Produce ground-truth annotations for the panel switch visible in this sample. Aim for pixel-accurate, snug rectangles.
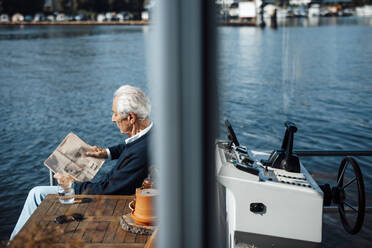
[250,203,266,213]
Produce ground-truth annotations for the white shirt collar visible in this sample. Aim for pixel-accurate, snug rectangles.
[125,122,153,144]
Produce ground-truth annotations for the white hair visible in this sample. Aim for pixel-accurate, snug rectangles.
[114,85,151,120]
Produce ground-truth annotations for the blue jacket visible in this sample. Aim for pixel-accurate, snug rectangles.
[74,131,150,195]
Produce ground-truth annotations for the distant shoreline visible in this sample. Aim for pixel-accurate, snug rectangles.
[0,21,149,26]
[0,20,258,26]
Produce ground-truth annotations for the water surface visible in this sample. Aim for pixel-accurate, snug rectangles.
[219,17,372,247]
[0,18,372,246]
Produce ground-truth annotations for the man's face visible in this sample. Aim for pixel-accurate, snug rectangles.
[112,96,132,135]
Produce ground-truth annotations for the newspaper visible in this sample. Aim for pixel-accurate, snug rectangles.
[44,132,105,182]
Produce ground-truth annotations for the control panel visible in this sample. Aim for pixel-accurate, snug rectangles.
[218,141,314,189]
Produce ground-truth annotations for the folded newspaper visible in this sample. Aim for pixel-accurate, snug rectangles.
[44,132,105,182]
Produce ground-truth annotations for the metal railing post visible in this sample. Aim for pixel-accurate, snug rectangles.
[49,170,55,186]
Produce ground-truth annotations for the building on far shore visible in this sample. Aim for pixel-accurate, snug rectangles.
[46,14,55,22]
[11,13,24,22]
[356,5,372,16]
[142,0,155,21]
[289,0,312,5]
[97,14,105,22]
[0,13,9,22]
[33,13,45,22]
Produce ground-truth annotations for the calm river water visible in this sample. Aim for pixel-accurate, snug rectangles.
[1,17,372,247]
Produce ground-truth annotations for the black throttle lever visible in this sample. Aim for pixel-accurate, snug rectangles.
[261,121,301,173]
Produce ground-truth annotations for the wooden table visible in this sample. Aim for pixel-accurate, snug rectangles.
[10,194,150,248]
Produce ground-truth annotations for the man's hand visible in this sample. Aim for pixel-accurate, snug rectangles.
[54,173,75,188]
[86,146,108,159]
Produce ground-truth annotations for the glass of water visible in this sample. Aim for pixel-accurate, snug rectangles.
[58,183,75,204]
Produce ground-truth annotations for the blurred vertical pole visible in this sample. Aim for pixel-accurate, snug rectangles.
[150,0,218,247]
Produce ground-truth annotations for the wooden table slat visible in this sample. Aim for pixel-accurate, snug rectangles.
[113,223,127,243]
[83,222,99,243]
[57,202,73,216]
[60,221,80,242]
[85,198,101,216]
[103,220,120,243]
[113,199,129,216]
[94,199,111,216]
[124,231,136,243]
[20,196,54,232]
[59,200,82,241]
[33,220,51,241]
[50,245,145,248]
[103,199,119,216]
[41,215,124,222]
[135,234,148,244]
[71,219,88,241]
[84,244,146,248]
[46,198,62,216]
[91,221,110,243]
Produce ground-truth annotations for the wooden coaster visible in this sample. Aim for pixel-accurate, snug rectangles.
[120,213,157,235]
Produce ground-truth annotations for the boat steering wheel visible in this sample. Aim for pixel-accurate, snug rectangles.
[335,157,366,234]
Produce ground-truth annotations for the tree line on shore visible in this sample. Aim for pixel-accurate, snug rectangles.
[0,0,146,16]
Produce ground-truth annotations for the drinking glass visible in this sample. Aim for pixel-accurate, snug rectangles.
[58,182,75,204]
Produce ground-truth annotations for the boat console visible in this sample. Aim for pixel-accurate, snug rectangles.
[216,121,323,247]
[216,144,323,247]
[217,120,368,247]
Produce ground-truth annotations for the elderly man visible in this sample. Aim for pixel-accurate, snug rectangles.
[10,85,152,240]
